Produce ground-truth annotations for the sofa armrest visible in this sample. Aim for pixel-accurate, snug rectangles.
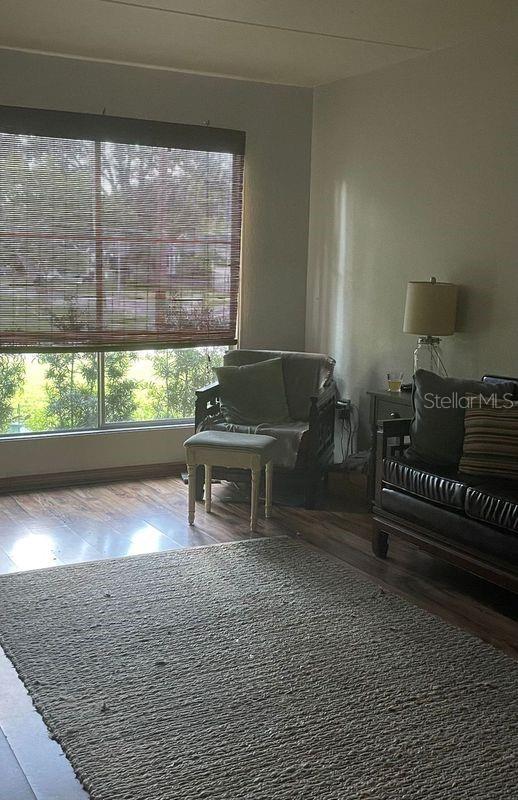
[379,417,412,439]
[374,417,412,505]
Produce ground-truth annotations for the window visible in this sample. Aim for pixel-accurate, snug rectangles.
[0,106,244,434]
[0,346,225,435]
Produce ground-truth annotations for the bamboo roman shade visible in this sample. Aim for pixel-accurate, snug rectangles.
[0,106,245,351]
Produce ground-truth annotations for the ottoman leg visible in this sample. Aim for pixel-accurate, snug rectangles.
[250,468,260,532]
[195,464,205,501]
[265,461,273,518]
[205,464,212,513]
[187,465,196,525]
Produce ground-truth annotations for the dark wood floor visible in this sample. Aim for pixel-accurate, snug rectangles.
[0,473,517,800]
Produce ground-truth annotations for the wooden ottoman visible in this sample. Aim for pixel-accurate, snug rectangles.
[184,431,277,532]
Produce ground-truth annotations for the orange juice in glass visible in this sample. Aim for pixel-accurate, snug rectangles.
[387,372,403,392]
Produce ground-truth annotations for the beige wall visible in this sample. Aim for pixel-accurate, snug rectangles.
[0,50,312,476]
[306,26,518,445]
[0,425,189,479]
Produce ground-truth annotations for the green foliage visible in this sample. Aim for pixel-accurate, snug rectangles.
[0,355,25,431]
[39,353,98,430]
[148,347,224,419]
[104,352,139,422]
[0,347,226,433]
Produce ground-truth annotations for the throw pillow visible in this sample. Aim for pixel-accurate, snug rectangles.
[406,370,516,467]
[215,357,291,425]
[460,401,518,479]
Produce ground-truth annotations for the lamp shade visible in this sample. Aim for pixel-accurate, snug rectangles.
[403,278,458,336]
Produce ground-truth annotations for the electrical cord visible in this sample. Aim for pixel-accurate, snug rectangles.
[339,402,359,464]
[347,403,359,458]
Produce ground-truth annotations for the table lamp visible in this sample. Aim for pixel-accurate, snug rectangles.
[403,277,458,376]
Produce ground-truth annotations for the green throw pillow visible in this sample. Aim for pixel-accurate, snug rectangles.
[216,357,290,425]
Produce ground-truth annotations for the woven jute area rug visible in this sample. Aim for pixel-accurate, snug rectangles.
[0,537,516,799]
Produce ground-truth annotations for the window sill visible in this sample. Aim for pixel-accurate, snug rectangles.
[0,420,195,443]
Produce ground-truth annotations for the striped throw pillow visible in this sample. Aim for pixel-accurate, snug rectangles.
[460,401,518,479]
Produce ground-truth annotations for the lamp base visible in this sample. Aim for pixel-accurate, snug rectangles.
[413,336,447,377]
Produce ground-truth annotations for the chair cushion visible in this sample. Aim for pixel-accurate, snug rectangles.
[383,457,470,510]
[223,349,335,422]
[184,430,277,456]
[406,370,516,467]
[465,482,518,535]
[215,357,290,426]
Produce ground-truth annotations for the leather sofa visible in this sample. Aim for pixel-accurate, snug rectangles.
[372,394,518,593]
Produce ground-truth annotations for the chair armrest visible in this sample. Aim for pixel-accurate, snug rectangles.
[310,381,337,411]
[308,382,337,465]
[194,382,221,429]
[195,381,220,400]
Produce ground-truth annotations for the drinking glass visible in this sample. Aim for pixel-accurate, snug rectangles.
[387,371,403,392]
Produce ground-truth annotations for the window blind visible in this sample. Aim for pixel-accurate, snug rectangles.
[0,106,245,351]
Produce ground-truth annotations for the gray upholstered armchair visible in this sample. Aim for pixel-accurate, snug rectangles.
[194,349,337,508]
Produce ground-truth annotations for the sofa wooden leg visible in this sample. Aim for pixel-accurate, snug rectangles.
[372,529,389,559]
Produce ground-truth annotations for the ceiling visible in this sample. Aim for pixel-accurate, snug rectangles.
[0,0,515,87]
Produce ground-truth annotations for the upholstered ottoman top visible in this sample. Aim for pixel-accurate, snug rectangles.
[184,430,277,457]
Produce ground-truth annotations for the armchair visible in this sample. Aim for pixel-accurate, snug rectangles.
[194,349,337,509]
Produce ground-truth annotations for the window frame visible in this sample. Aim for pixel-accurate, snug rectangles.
[0,106,241,437]
[0,344,227,439]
